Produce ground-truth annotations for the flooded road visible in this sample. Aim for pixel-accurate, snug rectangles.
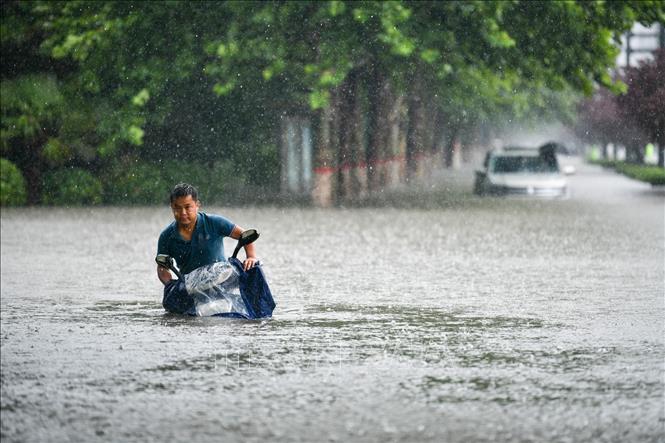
[1,163,663,442]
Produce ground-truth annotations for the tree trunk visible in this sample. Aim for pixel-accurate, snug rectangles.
[14,140,45,205]
[385,94,404,188]
[23,160,43,205]
[337,78,353,201]
[625,141,644,164]
[366,67,391,193]
[336,71,366,201]
[405,71,426,182]
[657,133,665,168]
[312,96,338,207]
[350,75,368,200]
[430,107,445,172]
[444,125,460,169]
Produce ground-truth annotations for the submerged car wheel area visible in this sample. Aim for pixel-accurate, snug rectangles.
[474,146,569,197]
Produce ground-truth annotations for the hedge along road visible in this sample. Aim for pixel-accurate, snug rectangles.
[1,162,663,443]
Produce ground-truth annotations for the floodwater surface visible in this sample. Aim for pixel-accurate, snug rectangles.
[1,164,663,442]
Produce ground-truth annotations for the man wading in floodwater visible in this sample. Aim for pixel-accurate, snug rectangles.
[157,182,258,287]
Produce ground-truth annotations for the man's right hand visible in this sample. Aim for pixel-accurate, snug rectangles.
[157,265,173,285]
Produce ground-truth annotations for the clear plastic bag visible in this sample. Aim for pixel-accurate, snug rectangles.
[184,261,249,317]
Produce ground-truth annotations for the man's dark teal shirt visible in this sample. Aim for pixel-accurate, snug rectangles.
[157,212,235,274]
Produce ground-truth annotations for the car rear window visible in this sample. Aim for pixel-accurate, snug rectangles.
[490,155,559,173]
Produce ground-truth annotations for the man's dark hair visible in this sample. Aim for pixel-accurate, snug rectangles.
[170,183,199,203]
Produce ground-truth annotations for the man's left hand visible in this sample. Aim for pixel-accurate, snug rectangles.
[243,257,258,271]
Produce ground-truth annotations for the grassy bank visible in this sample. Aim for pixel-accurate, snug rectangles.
[588,159,665,186]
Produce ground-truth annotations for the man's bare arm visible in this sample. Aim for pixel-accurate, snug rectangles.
[230,225,258,271]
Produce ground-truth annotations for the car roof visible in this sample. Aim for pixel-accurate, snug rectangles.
[490,147,540,157]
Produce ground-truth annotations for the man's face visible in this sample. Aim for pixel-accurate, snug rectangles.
[171,195,199,227]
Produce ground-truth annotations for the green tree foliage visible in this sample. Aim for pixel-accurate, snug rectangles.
[0,74,63,202]
[101,158,169,205]
[0,158,28,206]
[98,156,261,205]
[2,0,663,204]
[41,167,103,205]
[40,0,277,183]
[0,75,62,146]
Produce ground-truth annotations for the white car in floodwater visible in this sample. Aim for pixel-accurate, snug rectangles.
[474,147,569,197]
